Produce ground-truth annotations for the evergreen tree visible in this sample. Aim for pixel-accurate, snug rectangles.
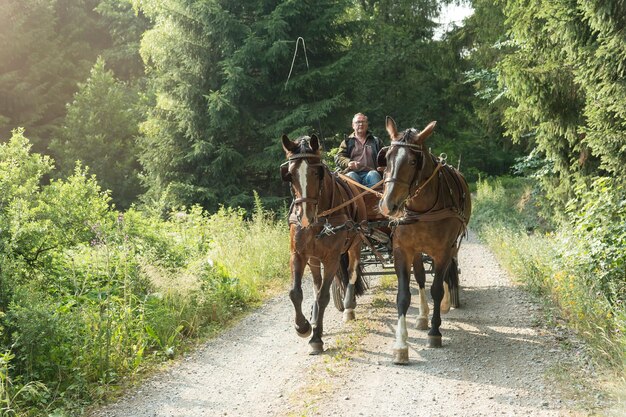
[442,0,523,179]
[137,0,355,212]
[95,0,152,81]
[498,0,626,206]
[346,0,441,128]
[50,58,144,209]
[0,0,110,150]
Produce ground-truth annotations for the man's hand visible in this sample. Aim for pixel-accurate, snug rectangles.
[348,161,361,170]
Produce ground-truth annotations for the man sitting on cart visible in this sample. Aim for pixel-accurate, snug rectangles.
[335,113,384,188]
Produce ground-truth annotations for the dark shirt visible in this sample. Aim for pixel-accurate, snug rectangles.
[335,132,383,171]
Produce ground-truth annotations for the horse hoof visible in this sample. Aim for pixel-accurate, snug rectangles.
[343,309,356,322]
[428,335,442,348]
[440,304,451,315]
[415,317,429,330]
[308,342,324,355]
[295,323,312,338]
[393,348,409,365]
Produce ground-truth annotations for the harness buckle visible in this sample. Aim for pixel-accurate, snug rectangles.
[321,219,336,236]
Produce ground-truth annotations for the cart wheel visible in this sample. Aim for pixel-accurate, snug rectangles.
[331,273,346,312]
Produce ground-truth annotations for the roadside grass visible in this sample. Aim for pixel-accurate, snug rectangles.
[472,177,626,414]
[0,187,290,416]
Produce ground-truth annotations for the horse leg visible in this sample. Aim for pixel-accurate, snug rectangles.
[309,260,322,330]
[342,244,361,322]
[393,250,413,364]
[413,255,429,330]
[428,256,452,348]
[308,260,337,355]
[289,253,311,338]
[440,262,452,315]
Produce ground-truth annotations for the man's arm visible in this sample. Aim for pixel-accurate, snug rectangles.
[334,139,352,169]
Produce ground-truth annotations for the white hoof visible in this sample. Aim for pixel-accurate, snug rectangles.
[343,309,356,322]
[393,348,409,364]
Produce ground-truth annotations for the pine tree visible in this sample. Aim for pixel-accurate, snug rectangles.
[498,0,626,206]
[50,58,143,209]
[137,0,355,212]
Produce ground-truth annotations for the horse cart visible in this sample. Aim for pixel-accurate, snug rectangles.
[329,178,461,312]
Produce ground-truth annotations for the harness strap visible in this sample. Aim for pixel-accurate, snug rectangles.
[317,176,384,218]
[412,161,443,198]
[400,207,466,224]
[338,173,384,197]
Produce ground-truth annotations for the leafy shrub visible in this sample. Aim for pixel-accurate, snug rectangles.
[475,177,626,369]
[0,131,291,415]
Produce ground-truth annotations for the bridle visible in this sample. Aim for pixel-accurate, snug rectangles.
[383,129,443,199]
[285,152,324,216]
[383,129,424,194]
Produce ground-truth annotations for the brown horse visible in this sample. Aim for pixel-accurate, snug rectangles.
[378,117,471,364]
[281,134,367,354]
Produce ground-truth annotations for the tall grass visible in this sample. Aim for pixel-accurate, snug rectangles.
[1,200,290,416]
[473,178,625,373]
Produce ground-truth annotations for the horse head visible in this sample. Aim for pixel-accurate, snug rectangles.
[378,116,437,218]
[281,134,324,227]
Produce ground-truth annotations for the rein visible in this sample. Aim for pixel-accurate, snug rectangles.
[317,175,383,218]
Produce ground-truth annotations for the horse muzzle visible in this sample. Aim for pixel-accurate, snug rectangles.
[379,182,408,218]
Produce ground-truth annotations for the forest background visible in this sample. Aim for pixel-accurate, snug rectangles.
[0,0,624,415]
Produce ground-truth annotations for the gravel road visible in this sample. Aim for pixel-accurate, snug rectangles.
[88,231,609,417]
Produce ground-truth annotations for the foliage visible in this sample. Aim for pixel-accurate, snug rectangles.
[497,0,626,208]
[471,176,548,233]
[564,177,626,305]
[0,0,110,149]
[0,130,290,415]
[474,178,625,372]
[50,58,144,209]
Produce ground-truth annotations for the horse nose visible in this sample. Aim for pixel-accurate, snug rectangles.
[379,200,391,216]
[379,198,399,217]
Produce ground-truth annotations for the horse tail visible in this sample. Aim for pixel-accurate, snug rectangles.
[339,253,367,297]
[447,257,459,290]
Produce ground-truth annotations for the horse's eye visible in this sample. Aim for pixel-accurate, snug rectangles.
[409,159,417,166]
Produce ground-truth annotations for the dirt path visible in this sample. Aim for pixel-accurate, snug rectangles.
[89,232,606,417]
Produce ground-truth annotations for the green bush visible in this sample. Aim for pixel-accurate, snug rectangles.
[474,177,626,370]
[0,131,291,416]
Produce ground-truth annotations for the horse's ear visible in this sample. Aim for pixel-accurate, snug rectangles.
[281,134,297,153]
[310,134,320,152]
[386,116,399,140]
[280,161,291,182]
[377,146,389,167]
[417,121,437,144]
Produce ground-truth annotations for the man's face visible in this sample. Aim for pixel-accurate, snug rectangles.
[352,116,368,136]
